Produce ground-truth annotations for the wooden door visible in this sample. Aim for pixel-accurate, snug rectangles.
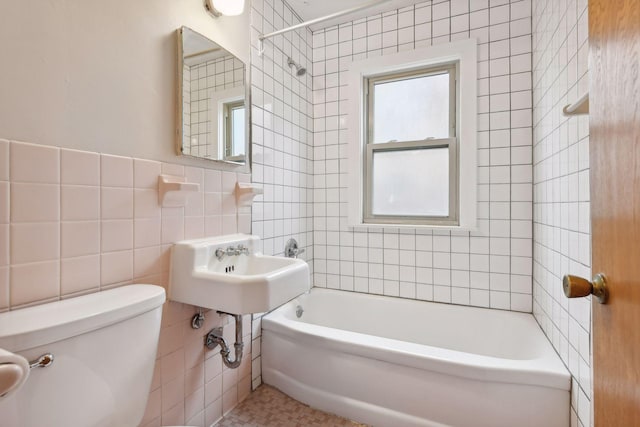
[589,0,640,424]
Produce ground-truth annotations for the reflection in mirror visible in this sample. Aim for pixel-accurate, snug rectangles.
[178,27,249,166]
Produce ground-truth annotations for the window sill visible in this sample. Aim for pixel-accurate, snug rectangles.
[350,222,478,233]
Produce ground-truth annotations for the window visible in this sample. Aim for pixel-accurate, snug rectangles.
[210,85,246,163]
[347,39,477,229]
[365,65,458,225]
[223,100,245,162]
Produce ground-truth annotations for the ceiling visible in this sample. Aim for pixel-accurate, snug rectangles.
[182,27,234,66]
[286,0,420,31]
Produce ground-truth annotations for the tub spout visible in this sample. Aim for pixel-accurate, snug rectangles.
[204,313,244,369]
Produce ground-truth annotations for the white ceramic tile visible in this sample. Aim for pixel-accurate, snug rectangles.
[532,0,590,421]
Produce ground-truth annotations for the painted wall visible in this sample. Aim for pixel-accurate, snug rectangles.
[0,0,256,426]
[248,0,315,389]
[311,0,534,312]
[531,0,591,425]
[0,0,249,166]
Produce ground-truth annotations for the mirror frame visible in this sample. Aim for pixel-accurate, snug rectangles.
[176,26,251,172]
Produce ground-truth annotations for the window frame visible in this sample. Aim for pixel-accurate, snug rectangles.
[346,39,478,230]
[364,138,459,225]
[223,99,245,162]
[363,64,459,226]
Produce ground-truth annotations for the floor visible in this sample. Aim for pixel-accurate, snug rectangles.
[214,385,366,427]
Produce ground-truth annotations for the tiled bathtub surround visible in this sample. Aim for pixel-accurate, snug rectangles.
[531,0,590,425]
[311,0,534,312]
[249,0,315,389]
[0,139,252,427]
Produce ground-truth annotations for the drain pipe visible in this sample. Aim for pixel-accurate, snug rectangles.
[204,313,244,369]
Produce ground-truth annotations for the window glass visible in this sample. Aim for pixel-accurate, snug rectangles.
[371,147,450,217]
[372,72,451,143]
[230,106,245,157]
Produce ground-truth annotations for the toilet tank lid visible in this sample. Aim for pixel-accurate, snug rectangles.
[0,285,166,352]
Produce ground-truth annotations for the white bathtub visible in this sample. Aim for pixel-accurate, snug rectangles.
[262,289,570,427]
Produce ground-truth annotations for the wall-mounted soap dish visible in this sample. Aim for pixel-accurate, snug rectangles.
[158,174,199,207]
[235,182,263,207]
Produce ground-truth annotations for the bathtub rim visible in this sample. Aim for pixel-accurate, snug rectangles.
[262,288,571,391]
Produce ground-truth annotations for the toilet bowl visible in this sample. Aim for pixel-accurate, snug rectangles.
[0,284,178,427]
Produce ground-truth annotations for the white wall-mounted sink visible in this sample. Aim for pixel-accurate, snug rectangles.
[169,234,310,314]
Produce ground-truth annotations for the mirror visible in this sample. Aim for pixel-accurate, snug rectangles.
[177,27,249,167]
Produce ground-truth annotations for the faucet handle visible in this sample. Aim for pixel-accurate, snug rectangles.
[215,247,226,260]
[285,238,304,258]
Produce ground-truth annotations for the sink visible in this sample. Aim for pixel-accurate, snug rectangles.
[169,234,310,314]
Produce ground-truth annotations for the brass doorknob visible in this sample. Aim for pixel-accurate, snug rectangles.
[562,273,608,304]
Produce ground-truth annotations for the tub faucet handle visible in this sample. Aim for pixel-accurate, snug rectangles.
[285,238,304,258]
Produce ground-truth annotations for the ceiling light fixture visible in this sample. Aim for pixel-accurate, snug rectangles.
[205,0,245,17]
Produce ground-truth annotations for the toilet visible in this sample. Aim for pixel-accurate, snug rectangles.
[0,284,191,427]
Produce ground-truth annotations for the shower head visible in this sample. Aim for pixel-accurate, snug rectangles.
[287,57,306,76]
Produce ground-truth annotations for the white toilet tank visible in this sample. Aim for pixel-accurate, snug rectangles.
[0,284,166,427]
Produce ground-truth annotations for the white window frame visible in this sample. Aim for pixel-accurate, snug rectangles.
[223,99,245,162]
[210,85,245,161]
[347,39,478,230]
[365,64,458,225]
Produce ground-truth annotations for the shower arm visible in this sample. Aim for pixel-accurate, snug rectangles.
[257,0,391,55]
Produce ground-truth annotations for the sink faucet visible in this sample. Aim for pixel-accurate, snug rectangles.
[215,244,250,261]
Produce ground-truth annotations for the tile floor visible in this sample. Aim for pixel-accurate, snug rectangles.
[214,385,366,426]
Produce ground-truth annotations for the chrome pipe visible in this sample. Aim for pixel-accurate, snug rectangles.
[204,313,244,369]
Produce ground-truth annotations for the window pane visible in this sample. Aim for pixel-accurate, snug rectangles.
[371,147,449,216]
[372,72,450,143]
[231,106,245,156]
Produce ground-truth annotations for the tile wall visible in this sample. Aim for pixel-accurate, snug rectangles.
[183,63,192,153]
[531,0,590,425]
[187,55,245,157]
[0,139,252,427]
[311,0,534,312]
[248,0,315,389]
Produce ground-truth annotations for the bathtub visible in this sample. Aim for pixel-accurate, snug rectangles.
[262,289,570,427]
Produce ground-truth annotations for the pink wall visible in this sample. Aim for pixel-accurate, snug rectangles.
[0,138,252,426]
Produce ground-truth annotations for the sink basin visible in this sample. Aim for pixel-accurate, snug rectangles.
[169,234,310,314]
